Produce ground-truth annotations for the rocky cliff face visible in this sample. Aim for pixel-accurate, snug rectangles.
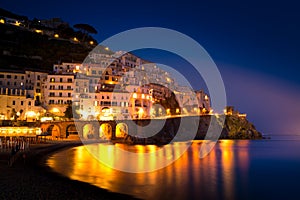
[195,115,262,139]
[122,115,263,144]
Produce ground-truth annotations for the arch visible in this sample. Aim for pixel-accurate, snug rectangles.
[99,123,112,139]
[47,124,61,138]
[66,124,78,138]
[83,124,95,139]
[116,123,128,138]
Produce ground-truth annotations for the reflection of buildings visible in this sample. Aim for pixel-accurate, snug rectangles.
[47,141,250,200]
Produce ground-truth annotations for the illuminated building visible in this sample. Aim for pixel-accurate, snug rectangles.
[43,73,74,116]
[0,88,45,121]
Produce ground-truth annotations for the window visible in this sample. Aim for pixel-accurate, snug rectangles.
[102,96,104,99]
[21,76,24,80]
[12,101,15,105]
[98,71,102,75]
[0,74,4,78]
[68,93,71,97]
[107,96,109,99]
[67,86,71,90]
[28,101,31,106]
[49,92,55,97]
[14,75,17,79]
[27,74,30,78]
[7,75,11,79]
[37,75,40,80]
[50,78,55,82]
[50,85,55,90]
[37,82,40,86]
[7,81,10,85]
[92,70,96,74]
[59,92,62,97]
[0,81,2,85]
[60,78,63,82]
[59,85,63,90]
[67,78,72,83]
[14,82,16,86]
[36,89,41,93]
[21,101,23,106]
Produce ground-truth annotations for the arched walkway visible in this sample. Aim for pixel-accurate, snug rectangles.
[99,123,112,139]
[116,123,128,138]
[47,125,61,138]
[66,124,78,138]
[83,124,95,139]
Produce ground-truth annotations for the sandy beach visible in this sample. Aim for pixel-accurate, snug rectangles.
[0,141,137,200]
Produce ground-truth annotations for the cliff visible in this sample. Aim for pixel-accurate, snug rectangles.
[121,115,263,144]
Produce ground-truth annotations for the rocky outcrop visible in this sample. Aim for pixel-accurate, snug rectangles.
[121,115,263,145]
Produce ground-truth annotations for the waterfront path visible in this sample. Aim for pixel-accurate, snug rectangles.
[0,141,137,200]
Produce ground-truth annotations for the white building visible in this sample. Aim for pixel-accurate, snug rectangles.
[43,73,74,116]
[0,70,48,105]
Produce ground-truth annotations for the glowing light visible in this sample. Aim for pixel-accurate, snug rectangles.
[133,93,137,99]
[89,41,94,45]
[204,95,209,100]
[15,21,21,26]
[105,47,109,51]
[26,111,36,118]
[52,108,60,113]
[35,29,43,34]
[166,108,171,115]
[142,94,145,99]
[54,34,59,38]
[0,19,5,24]
[40,117,53,122]
[73,37,79,42]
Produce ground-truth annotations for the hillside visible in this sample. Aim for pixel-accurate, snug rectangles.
[0,9,97,72]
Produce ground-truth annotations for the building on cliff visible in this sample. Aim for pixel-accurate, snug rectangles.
[0,47,212,121]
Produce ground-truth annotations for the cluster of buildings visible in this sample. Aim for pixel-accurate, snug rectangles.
[0,47,212,122]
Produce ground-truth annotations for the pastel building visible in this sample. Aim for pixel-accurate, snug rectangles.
[43,73,74,116]
[0,89,45,121]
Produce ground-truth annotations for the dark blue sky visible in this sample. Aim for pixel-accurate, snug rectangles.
[1,0,300,135]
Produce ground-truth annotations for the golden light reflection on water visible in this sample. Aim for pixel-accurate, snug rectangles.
[47,140,250,200]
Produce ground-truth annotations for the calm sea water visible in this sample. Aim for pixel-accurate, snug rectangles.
[47,135,300,200]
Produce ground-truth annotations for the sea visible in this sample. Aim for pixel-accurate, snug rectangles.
[47,134,300,200]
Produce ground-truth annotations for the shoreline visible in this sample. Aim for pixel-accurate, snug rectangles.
[0,141,138,200]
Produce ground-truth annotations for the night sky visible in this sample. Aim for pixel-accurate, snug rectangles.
[1,0,300,135]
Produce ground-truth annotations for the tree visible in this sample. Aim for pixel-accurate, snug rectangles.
[64,104,80,119]
[73,23,97,42]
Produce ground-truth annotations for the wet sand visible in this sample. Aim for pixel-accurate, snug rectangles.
[0,141,138,200]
